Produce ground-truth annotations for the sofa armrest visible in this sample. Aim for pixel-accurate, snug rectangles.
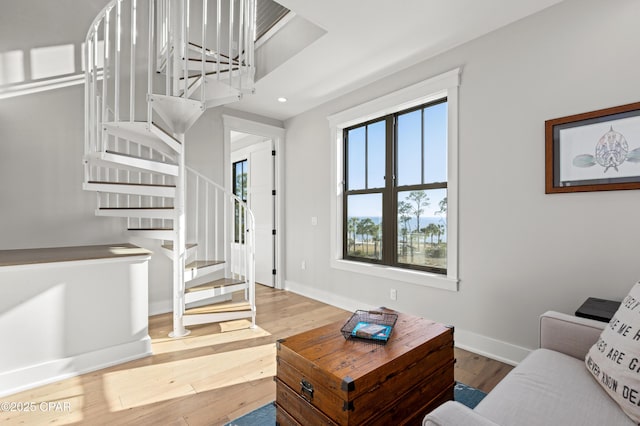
[539,311,606,359]
[423,401,500,426]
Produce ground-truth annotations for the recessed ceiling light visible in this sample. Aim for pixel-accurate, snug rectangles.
[277,97,287,103]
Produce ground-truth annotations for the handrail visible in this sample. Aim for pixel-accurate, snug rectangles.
[186,166,256,311]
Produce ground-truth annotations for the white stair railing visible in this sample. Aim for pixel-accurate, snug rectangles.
[83,0,257,336]
[186,167,256,318]
[84,0,256,159]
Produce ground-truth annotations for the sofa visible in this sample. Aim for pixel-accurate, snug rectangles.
[423,311,634,425]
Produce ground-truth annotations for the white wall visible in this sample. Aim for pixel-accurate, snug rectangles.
[0,0,126,250]
[283,0,640,363]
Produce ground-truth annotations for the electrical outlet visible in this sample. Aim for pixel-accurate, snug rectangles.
[390,288,397,301]
[301,260,306,270]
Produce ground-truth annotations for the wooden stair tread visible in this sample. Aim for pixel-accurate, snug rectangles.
[185,260,224,270]
[100,207,174,210]
[186,278,245,293]
[185,301,251,315]
[128,227,173,231]
[88,180,176,188]
[161,243,197,250]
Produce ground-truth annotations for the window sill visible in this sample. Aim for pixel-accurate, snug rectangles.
[331,259,459,292]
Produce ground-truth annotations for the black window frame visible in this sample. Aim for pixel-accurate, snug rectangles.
[343,98,448,274]
[233,159,248,244]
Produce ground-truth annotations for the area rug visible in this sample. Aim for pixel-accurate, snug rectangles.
[225,382,486,425]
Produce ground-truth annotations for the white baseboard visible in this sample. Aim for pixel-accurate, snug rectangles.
[284,280,530,366]
[454,329,529,366]
[0,336,152,398]
[284,280,378,313]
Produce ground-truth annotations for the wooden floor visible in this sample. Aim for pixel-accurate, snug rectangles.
[2,285,513,425]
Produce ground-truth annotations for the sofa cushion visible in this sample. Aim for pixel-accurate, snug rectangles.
[585,282,640,423]
[475,348,633,426]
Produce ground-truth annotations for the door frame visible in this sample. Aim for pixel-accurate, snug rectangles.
[222,114,285,289]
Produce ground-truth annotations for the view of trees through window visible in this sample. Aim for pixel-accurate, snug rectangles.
[344,99,447,273]
[233,159,248,244]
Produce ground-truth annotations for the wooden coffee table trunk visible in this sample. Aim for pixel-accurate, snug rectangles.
[275,311,454,425]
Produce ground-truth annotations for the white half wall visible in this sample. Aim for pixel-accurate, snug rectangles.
[0,255,152,397]
[283,0,640,363]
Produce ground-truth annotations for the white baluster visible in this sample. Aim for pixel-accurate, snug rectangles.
[201,0,207,101]
[130,0,136,121]
[216,0,221,81]
[228,0,234,89]
[147,0,154,124]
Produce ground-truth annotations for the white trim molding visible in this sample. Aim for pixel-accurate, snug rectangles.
[327,67,462,292]
[222,115,286,289]
[0,337,151,398]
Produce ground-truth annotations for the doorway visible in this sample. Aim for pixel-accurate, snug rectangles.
[232,137,275,287]
[223,115,285,289]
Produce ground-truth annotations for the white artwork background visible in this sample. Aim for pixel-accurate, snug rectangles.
[558,115,640,183]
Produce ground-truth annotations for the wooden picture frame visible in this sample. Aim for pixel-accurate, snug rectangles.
[545,102,640,193]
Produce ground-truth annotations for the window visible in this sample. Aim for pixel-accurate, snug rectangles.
[233,159,248,243]
[344,100,448,274]
[329,68,460,291]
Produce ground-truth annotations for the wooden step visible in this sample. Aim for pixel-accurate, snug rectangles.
[128,227,173,231]
[184,259,225,281]
[185,278,247,304]
[186,278,245,293]
[184,300,251,315]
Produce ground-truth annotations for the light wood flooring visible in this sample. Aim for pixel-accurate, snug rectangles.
[2,285,513,425]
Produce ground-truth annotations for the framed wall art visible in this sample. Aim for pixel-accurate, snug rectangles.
[545,102,640,193]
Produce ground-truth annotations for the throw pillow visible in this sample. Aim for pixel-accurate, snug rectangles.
[585,281,640,423]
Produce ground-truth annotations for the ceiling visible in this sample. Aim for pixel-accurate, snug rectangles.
[230,0,564,121]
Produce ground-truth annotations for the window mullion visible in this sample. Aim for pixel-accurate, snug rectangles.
[364,125,368,189]
[421,108,425,184]
[343,131,349,259]
[383,115,395,266]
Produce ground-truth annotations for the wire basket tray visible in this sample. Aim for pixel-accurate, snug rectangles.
[341,310,398,344]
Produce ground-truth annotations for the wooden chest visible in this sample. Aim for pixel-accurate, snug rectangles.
[275,311,454,426]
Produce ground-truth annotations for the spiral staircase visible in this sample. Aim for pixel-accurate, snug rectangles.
[82,0,257,337]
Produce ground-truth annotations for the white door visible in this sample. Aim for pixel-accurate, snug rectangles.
[232,139,275,287]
